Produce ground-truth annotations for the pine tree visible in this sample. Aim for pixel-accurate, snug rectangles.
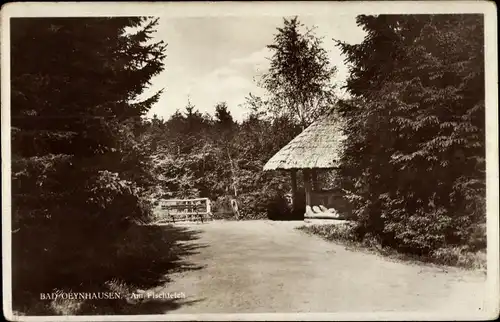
[337,14,485,254]
[11,17,167,296]
[215,102,235,129]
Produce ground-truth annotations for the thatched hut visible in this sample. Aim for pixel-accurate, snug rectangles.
[263,110,346,218]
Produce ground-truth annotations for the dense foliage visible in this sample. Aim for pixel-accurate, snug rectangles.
[146,102,301,219]
[11,17,166,311]
[336,14,486,255]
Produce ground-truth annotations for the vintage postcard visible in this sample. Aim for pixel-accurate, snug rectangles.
[1,1,499,321]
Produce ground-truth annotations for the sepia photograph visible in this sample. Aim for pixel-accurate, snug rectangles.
[1,1,498,321]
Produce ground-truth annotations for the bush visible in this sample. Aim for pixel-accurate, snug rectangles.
[238,192,269,220]
[466,222,487,251]
[266,191,292,220]
[431,246,486,269]
[12,165,153,312]
[211,195,238,220]
[297,223,358,244]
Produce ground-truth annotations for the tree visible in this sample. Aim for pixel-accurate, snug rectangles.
[336,14,485,254]
[213,102,238,197]
[214,101,235,129]
[257,16,338,129]
[11,17,167,300]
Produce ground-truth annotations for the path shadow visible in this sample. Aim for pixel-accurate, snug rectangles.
[12,223,209,315]
[109,224,208,287]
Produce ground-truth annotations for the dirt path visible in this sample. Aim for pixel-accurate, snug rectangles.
[150,220,487,315]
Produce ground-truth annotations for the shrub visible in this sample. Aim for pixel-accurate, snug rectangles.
[298,223,358,244]
[238,192,269,220]
[266,190,292,220]
[211,196,238,220]
[12,166,153,313]
[431,246,486,269]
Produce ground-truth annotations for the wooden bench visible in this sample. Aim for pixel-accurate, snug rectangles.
[307,189,352,220]
[154,198,212,224]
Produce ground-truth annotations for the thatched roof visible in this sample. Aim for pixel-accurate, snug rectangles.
[263,111,346,171]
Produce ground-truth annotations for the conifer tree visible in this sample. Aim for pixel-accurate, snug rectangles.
[337,14,485,253]
[11,17,167,293]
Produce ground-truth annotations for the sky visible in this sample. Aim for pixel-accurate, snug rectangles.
[143,15,367,122]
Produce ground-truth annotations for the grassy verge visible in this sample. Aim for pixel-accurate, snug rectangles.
[297,223,486,270]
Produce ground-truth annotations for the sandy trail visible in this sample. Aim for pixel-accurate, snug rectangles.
[151,220,487,315]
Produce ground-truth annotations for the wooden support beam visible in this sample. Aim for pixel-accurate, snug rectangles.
[303,169,312,206]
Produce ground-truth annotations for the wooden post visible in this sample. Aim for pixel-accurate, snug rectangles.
[206,198,211,214]
[290,169,297,210]
[303,169,312,206]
